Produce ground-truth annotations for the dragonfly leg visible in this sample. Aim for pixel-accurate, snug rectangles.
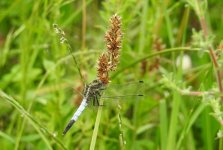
[92,94,99,106]
[93,94,103,107]
[95,91,101,97]
[92,96,96,106]
[95,97,100,106]
[96,94,104,106]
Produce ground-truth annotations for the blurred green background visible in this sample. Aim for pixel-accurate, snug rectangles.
[1,0,223,150]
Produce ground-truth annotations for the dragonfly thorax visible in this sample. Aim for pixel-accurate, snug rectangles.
[83,79,106,103]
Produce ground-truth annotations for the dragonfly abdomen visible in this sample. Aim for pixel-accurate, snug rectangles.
[71,98,88,121]
[63,98,88,135]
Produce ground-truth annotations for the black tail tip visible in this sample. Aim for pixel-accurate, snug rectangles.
[139,80,144,83]
[62,120,75,136]
[138,94,143,96]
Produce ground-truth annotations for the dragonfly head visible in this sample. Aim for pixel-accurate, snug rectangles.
[91,79,107,89]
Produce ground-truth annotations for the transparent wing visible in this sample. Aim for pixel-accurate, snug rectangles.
[101,80,144,102]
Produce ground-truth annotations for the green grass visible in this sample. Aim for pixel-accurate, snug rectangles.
[1,0,223,149]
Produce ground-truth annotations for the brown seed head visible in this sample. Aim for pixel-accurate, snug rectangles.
[97,53,110,84]
[97,14,122,84]
[105,14,122,71]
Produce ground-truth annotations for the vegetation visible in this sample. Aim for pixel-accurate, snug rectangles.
[1,0,223,149]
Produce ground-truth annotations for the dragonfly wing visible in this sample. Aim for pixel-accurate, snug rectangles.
[101,81,144,101]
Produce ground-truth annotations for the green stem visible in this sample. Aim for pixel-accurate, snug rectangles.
[90,99,104,150]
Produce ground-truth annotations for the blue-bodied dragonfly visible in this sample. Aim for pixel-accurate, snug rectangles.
[63,79,144,135]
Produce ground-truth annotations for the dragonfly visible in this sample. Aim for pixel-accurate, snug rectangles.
[62,79,144,135]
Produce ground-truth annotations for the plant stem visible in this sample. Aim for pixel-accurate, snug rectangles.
[82,0,86,50]
[199,16,223,101]
[180,90,214,96]
[90,99,104,150]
